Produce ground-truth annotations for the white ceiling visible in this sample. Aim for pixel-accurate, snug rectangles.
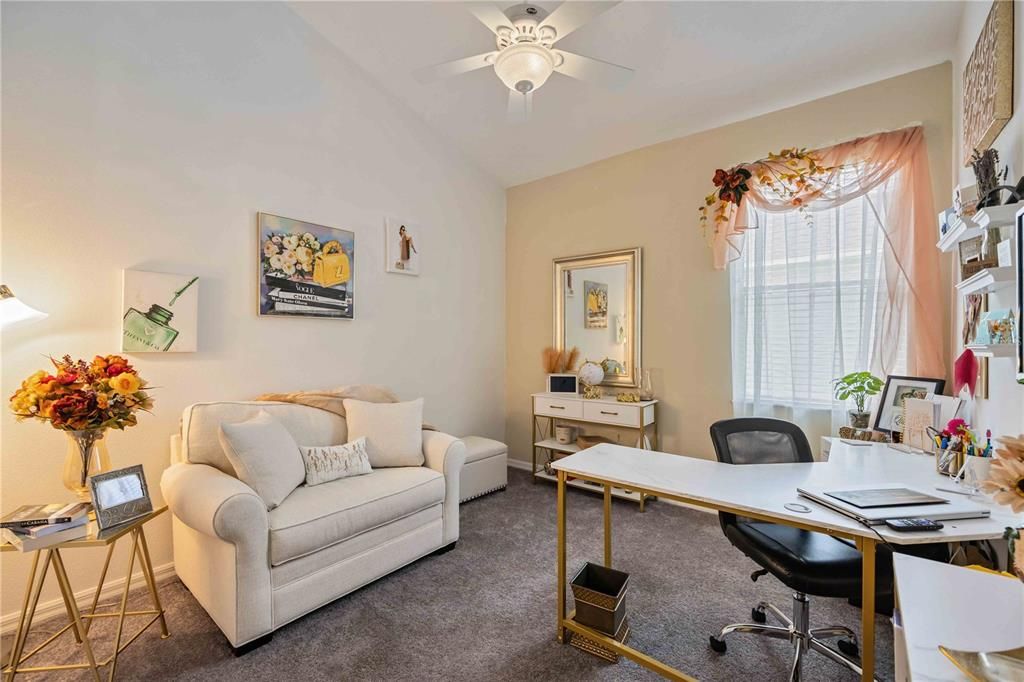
[290,1,963,187]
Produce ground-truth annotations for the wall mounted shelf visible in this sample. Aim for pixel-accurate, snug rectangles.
[973,204,1021,230]
[937,215,981,252]
[966,343,1016,358]
[955,267,1015,296]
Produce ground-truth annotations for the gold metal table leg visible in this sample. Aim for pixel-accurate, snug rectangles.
[603,485,612,567]
[5,550,45,682]
[84,542,118,636]
[136,527,169,637]
[556,469,567,644]
[50,549,101,682]
[859,537,876,682]
[107,530,140,681]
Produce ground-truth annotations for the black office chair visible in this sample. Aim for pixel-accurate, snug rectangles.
[707,417,867,680]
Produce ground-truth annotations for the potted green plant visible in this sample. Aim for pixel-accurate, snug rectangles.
[831,371,883,429]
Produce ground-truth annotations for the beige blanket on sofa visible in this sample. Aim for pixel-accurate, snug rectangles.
[255,385,438,431]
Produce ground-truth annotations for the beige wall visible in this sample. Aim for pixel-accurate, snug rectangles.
[1,3,506,626]
[506,63,953,465]
[952,0,1024,438]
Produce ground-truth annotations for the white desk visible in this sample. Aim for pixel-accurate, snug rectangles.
[551,441,1024,682]
[893,554,1024,681]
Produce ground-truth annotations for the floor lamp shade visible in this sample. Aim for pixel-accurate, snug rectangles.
[0,285,48,329]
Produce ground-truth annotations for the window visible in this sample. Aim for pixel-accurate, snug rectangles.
[730,186,906,411]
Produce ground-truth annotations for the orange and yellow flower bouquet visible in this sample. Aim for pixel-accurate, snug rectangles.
[10,355,154,431]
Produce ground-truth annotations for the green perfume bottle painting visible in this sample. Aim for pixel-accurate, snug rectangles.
[122,271,199,353]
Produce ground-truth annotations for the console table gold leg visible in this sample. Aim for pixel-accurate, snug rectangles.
[5,550,45,682]
[858,537,876,682]
[603,485,612,567]
[51,549,101,682]
[136,527,169,637]
[556,469,567,644]
[107,530,139,681]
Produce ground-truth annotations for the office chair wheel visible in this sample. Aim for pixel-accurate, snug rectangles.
[837,639,859,657]
[708,635,727,653]
[751,607,767,623]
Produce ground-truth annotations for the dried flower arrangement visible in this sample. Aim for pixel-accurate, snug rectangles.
[542,346,579,374]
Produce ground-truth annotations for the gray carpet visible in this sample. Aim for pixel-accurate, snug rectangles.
[3,468,893,680]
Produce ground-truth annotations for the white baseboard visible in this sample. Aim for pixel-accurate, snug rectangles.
[1,562,176,635]
[506,458,712,514]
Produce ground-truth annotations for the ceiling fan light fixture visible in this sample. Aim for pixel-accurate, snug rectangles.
[493,43,554,94]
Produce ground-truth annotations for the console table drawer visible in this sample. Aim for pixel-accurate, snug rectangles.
[583,402,640,426]
[534,397,583,419]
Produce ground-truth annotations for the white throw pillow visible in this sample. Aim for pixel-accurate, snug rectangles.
[342,398,424,467]
[299,437,372,486]
[218,411,306,509]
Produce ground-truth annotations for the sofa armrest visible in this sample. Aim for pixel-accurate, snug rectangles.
[160,462,269,544]
[421,431,466,545]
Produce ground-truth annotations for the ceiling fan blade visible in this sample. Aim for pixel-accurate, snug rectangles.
[553,50,633,89]
[467,3,513,35]
[507,90,533,123]
[415,52,497,83]
[539,1,621,43]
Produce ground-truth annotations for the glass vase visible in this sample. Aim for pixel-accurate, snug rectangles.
[62,429,111,501]
[638,369,654,401]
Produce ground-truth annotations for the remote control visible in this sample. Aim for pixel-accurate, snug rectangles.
[884,518,944,532]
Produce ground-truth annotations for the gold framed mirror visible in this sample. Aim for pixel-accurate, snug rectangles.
[553,247,642,388]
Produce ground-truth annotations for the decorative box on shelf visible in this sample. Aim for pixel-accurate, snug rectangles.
[531,392,658,510]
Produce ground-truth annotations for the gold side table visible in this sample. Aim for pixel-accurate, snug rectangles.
[3,506,170,681]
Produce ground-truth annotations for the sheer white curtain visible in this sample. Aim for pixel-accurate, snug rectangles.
[730,180,906,451]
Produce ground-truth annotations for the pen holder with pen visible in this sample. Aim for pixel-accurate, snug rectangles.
[933,445,965,477]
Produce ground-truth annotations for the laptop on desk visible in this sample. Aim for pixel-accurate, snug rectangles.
[797,486,991,526]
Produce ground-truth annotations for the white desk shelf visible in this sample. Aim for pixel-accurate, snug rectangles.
[531,392,658,510]
[972,203,1021,230]
[955,267,1015,296]
[937,215,981,253]
[966,343,1016,358]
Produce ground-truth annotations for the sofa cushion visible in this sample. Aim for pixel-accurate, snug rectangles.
[342,398,424,467]
[268,466,444,565]
[299,437,372,486]
[218,411,306,510]
[182,401,348,476]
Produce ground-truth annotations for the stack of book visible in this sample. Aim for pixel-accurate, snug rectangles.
[1,502,92,551]
[265,276,351,314]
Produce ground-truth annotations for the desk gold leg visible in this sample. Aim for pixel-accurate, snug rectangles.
[51,550,101,682]
[859,538,876,682]
[136,527,169,637]
[5,551,46,682]
[108,530,139,681]
[603,485,612,568]
[557,469,567,644]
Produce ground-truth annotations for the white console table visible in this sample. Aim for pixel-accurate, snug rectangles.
[531,392,658,510]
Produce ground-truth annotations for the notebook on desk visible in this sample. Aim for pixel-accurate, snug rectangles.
[797,486,991,526]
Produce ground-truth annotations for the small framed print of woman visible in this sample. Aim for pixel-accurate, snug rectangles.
[385,218,421,276]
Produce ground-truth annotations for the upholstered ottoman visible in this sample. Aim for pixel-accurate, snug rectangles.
[459,436,508,502]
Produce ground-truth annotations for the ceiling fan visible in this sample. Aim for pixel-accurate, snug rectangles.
[417,2,632,120]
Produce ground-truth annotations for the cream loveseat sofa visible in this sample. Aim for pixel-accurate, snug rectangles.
[161,401,465,650]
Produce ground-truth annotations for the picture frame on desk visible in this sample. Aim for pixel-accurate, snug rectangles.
[546,373,578,394]
[872,375,946,434]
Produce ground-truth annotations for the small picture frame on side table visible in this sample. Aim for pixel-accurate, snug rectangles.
[88,465,153,530]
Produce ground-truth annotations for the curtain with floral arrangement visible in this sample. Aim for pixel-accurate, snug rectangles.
[698,125,944,378]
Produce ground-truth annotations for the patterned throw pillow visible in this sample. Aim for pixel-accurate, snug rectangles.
[299,437,373,486]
